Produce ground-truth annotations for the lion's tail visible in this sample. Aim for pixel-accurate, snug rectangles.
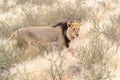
[5,30,20,51]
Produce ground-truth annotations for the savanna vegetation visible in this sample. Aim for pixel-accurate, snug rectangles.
[0,0,120,80]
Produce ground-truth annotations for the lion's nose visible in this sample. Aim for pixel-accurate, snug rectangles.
[76,34,79,37]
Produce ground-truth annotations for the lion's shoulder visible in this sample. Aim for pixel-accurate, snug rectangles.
[52,21,70,47]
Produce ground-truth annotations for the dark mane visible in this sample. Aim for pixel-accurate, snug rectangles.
[52,22,70,47]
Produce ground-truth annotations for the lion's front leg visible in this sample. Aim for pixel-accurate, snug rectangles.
[57,35,67,50]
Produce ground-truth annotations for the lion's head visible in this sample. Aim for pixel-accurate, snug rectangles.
[66,20,81,40]
[52,20,81,47]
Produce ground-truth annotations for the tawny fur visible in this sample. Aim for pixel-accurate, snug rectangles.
[6,20,81,52]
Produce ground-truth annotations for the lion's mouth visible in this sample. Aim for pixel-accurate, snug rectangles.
[73,35,79,39]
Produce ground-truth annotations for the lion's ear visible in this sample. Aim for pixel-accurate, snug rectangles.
[67,21,73,27]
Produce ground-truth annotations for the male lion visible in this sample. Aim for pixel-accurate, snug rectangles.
[6,20,81,52]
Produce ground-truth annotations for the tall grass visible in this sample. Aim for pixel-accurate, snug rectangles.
[0,20,11,38]
[0,0,120,80]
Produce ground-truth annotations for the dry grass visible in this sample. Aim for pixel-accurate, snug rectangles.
[0,0,120,80]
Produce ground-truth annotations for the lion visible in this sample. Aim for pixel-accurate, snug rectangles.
[6,20,81,52]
